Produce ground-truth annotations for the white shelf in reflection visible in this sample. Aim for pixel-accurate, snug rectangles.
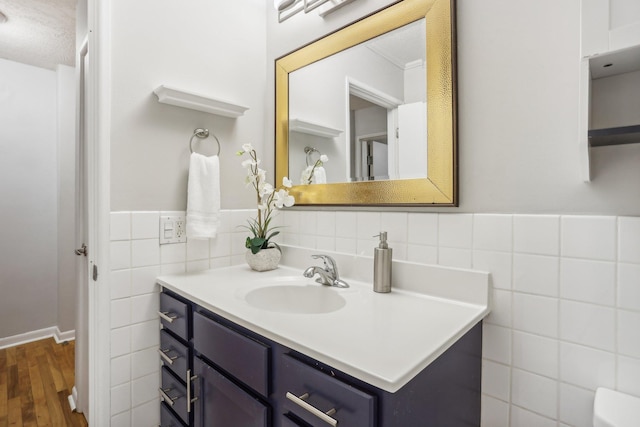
[289,118,342,138]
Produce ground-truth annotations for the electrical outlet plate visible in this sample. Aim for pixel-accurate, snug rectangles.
[160,215,187,244]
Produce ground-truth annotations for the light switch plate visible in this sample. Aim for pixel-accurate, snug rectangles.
[160,215,187,244]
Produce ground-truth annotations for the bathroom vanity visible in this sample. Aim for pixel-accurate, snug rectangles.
[156,248,490,426]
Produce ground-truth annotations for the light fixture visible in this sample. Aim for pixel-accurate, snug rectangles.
[275,0,357,23]
[274,0,297,11]
[276,0,303,22]
[0,10,8,24]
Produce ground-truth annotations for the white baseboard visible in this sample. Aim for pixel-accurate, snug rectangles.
[54,327,76,343]
[68,386,78,412]
[0,326,76,349]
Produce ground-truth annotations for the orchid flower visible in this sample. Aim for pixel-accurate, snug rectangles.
[237,145,296,254]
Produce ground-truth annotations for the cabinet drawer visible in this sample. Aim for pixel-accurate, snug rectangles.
[281,354,375,427]
[160,401,187,427]
[193,311,270,396]
[282,414,310,427]
[193,357,269,427]
[160,292,189,340]
[160,367,189,425]
[160,329,189,381]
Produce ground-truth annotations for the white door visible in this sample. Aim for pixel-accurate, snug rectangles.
[73,40,90,417]
[396,102,427,179]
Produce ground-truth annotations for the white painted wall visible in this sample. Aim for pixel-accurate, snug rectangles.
[267,0,640,215]
[109,0,267,212]
[591,70,640,129]
[609,0,640,49]
[610,0,640,28]
[404,62,426,103]
[0,59,58,338]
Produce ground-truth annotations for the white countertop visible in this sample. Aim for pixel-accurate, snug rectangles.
[157,246,490,393]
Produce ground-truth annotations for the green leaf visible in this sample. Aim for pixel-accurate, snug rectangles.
[266,230,280,241]
[253,237,266,246]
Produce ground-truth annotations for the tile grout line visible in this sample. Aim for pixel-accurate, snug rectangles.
[556,215,563,426]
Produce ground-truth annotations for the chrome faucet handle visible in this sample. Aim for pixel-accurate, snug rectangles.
[311,254,336,274]
[307,254,349,288]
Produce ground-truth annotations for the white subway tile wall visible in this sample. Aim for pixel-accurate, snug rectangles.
[619,217,640,263]
[108,209,252,426]
[131,212,160,240]
[109,211,640,427]
[513,215,560,256]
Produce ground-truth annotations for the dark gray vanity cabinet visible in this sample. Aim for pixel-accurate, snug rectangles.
[159,290,271,427]
[158,293,192,427]
[158,292,192,426]
[273,324,482,427]
[192,357,269,426]
[191,310,270,427]
[279,354,376,426]
[159,289,482,427]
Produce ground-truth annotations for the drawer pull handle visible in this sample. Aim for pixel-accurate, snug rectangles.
[159,387,181,406]
[187,369,198,414]
[158,348,179,365]
[158,311,178,323]
[286,392,338,426]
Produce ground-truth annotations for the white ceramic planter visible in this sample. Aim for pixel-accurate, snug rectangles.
[245,248,281,272]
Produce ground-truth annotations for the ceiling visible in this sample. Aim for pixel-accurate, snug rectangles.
[366,18,425,70]
[0,0,76,70]
[350,19,425,111]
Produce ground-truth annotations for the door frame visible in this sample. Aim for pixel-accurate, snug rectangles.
[345,77,401,181]
[84,0,112,424]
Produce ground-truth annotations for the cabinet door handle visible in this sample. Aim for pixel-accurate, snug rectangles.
[159,387,181,406]
[286,392,338,426]
[158,311,178,323]
[186,369,198,413]
[158,348,179,365]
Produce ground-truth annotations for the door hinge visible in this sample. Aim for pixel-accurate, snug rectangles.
[92,264,98,281]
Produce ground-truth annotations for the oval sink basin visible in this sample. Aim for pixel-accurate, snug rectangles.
[245,285,346,314]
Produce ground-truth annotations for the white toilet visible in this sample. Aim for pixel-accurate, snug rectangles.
[593,388,640,427]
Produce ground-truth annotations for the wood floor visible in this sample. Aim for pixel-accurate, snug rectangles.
[0,338,88,427]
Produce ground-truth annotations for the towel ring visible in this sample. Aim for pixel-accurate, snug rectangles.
[190,128,220,156]
[304,146,320,166]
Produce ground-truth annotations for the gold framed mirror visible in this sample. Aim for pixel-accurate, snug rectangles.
[275,0,457,206]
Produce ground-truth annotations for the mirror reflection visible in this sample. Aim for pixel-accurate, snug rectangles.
[288,19,427,185]
[275,0,457,206]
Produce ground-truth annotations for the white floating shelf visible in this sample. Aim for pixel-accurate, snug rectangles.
[578,43,640,181]
[153,85,249,118]
[289,118,342,138]
[588,44,640,79]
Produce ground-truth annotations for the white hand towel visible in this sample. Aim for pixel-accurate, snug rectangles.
[186,153,221,239]
[313,166,327,184]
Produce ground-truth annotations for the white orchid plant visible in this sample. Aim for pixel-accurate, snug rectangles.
[301,154,328,185]
[238,143,295,254]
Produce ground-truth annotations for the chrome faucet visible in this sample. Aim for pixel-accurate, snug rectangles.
[303,254,349,288]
